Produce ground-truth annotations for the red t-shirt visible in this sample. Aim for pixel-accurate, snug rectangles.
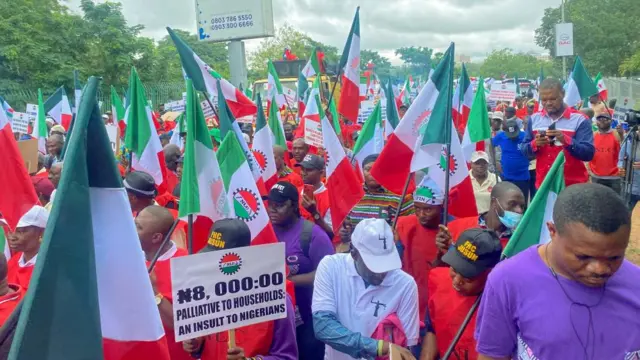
[428,268,479,359]
[0,285,23,327]
[589,131,620,177]
[298,185,331,223]
[148,245,192,360]
[396,215,439,321]
[448,216,510,249]
[7,253,36,292]
[278,170,303,189]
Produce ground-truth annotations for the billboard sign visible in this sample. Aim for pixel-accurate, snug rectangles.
[555,23,574,57]
[196,0,275,42]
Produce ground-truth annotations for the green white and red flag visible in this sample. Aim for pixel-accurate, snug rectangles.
[321,100,365,232]
[252,93,279,191]
[8,77,171,360]
[461,76,492,160]
[337,8,361,123]
[111,86,126,135]
[218,131,277,246]
[179,78,230,252]
[44,86,73,130]
[167,27,257,118]
[32,89,48,154]
[594,72,608,101]
[124,67,168,192]
[452,63,473,135]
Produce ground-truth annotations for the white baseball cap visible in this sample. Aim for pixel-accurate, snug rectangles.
[470,151,490,163]
[351,218,401,273]
[16,205,49,229]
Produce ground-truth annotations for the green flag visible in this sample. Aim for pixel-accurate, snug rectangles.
[503,152,565,258]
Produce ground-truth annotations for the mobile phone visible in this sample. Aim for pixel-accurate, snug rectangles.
[547,123,556,140]
[303,184,315,199]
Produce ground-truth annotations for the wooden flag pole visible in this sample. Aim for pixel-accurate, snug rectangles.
[187,214,194,255]
[147,218,180,274]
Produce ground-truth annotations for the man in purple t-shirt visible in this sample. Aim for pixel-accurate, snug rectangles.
[265,181,335,360]
[475,183,640,360]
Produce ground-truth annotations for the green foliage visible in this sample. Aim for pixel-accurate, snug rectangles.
[535,0,640,76]
[480,49,561,79]
[248,23,339,80]
[395,47,434,77]
[360,49,392,78]
[0,0,230,105]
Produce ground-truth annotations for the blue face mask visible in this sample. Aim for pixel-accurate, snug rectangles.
[496,202,522,230]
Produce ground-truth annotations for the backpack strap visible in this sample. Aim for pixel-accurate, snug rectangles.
[300,220,314,259]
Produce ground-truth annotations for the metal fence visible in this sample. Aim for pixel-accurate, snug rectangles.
[603,77,640,106]
[0,82,187,113]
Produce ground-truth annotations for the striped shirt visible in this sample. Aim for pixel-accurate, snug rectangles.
[349,186,414,225]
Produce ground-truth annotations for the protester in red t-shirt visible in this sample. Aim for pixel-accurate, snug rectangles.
[421,229,502,360]
[291,138,309,175]
[136,205,191,360]
[0,253,23,327]
[436,182,525,251]
[274,145,303,188]
[7,206,49,292]
[396,176,447,321]
[589,113,622,193]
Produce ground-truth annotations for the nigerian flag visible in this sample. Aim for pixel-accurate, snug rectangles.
[503,152,565,258]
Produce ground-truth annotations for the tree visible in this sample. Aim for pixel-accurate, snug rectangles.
[153,29,229,82]
[479,49,561,79]
[248,23,339,79]
[360,49,392,78]
[535,0,640,76]
[395,47,434,76]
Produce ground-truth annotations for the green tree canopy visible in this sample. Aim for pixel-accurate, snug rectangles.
[360,49,392,78]
[479,49,560,79]
[535,0,640,76]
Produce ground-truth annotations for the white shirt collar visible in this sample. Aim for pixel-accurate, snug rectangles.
[299,183,327,196]
[157,242,178,262]
[18,253,37,268]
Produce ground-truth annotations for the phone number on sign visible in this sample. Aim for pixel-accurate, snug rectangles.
[210,14,254,31]
[176,272,284,305]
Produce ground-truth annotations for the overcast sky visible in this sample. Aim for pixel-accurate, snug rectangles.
[65,0,559,64]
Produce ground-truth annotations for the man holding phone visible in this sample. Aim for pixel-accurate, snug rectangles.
[520,78,595,188]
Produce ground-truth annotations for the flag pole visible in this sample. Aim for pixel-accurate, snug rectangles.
[391,173,412,229]
[201,91,220,120]
[147,218,180,273]
[187,214,194,255]
[441,294,482,360]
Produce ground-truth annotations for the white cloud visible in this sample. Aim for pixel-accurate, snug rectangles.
[64,0,555,64]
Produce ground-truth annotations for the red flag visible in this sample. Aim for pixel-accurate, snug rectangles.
[0,123,40,229]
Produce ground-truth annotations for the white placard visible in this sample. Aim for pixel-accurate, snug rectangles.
[304,117,323,148]
[11,112,29,133]
[358,100,387,124]
[201,100,216,118]
[171,243,287,342]
[488,83,518,102]
[104,124,119,153]
[555,23,574,57]
[26,104,38,121]
[196,0,275,42]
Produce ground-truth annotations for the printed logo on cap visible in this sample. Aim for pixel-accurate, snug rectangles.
[457,240,479,262]
[272,183,286,192]
[251,149,268,175]
[415,186,436,204]
[438,147,458,176]
[303,154,315,162]
[219,253,242,275]
[509,126,515,132]
[232,188,260,222]
[208,231,225,249]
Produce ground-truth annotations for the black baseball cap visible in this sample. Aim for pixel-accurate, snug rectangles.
[123,171,157,198]
[295,154,325,170]
[262,181,299,203]
[442,228,502,278]
[504,119,520,139]
[200,218,251,253]
[596,112,612,120]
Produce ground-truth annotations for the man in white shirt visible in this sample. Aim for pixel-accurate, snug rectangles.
[312,218,419,360]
